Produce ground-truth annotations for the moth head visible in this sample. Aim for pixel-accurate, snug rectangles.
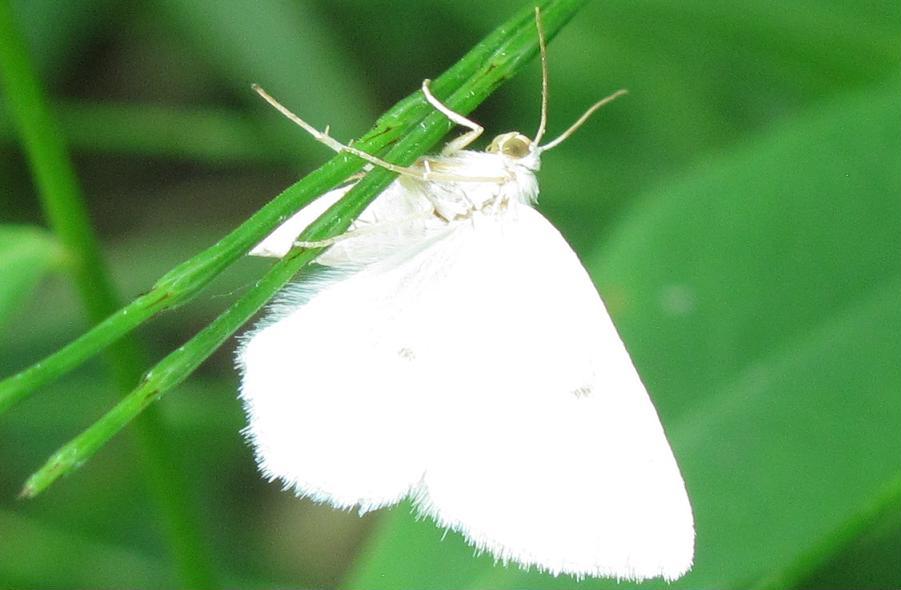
[487,132,534,158]
[487,132,540,170]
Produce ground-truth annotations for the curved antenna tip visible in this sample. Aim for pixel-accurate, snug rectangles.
[538,88,628,152]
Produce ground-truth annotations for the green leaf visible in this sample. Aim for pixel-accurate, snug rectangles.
[0,224,61,327]
[0,509,172,589]
[593,85,901,414]
[752,474,901,590]
[345,79,901,589]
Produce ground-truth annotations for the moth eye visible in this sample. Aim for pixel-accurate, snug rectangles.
[501,137,531,158]
[487,133,532,158]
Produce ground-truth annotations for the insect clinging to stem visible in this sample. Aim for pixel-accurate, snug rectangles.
[237,7,694,582]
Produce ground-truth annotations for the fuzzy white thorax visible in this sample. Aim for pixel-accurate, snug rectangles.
[413,143,540,222]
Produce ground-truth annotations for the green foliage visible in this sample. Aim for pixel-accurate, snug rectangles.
[0,0,898,588]
[0,225,61,327]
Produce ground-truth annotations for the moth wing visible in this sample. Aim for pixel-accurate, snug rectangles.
[250,184,354,258]
[410,205,695,581]
[237,224,460,511]
[250,178,439,265]
[242,199,694,576]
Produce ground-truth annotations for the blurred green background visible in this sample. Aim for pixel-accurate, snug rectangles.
[1,0,899,588]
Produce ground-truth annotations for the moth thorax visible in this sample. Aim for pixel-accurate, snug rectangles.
[502,166,540,205]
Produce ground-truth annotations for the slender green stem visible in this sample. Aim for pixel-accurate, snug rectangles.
[17,0,589,497]
[0,0,554,413]
[0,3,216,588]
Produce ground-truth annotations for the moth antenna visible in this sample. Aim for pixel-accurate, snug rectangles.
[532,6,550,145]
[538,89,628,152]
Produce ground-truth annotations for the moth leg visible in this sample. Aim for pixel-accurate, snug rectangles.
[293,211,438,249]
[421,79,484,155]
[253,84,437,178]
[253,84,506,183]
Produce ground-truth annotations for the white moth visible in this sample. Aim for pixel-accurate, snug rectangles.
[237,10,694,582]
